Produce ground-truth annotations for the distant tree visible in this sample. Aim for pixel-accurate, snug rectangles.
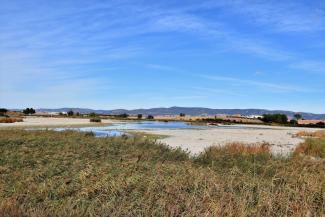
[180,113,186,117]
[23,108,35,115]
[137,114,143,119]
[89,112,97,117]
[147,115,154,119]
[294,113,302,120]
[262,114,288,124]
[0,108,8,116]
[67,110,74,116]
[76,112,80,116]
[118,113,129,118]
[0,108,8,113]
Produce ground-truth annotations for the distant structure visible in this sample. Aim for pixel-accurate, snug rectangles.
[246,115,263,119]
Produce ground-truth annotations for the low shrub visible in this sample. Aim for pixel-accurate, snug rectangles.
[90,117,101,122]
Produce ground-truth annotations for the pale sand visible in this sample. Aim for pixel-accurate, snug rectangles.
[140,125,320,155]
[0,116,115,128]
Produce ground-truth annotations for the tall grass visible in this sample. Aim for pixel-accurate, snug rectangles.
[0,130,324,216]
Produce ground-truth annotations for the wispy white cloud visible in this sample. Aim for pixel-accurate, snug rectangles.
[290,60,325,75]
[192,87,245,97]
[204,0,325,32]
[199,74,320,93]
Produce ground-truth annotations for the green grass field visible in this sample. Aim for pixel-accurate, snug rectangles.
[0,130,324,216]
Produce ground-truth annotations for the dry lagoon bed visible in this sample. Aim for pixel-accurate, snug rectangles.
[0,117,320,155]
[141,125,318,155]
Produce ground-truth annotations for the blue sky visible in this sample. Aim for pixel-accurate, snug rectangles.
[0,0,325,113]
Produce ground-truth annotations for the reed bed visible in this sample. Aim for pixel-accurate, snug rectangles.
[0,130,324,216]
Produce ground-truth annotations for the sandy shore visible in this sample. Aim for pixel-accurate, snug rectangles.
[140,125,319,155]
[0,116,115,128]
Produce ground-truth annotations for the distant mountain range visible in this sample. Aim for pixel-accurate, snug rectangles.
[34,107,325,120]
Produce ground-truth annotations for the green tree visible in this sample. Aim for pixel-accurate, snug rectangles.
[67,110,74,116]
[118,113,129,118]
[23,108,35,115]
[180,113,186,117]
[262,114,288,124]
[294,113,302,120]
[89,112,97,117]
[0,108,8,116]
[137,114,143,119]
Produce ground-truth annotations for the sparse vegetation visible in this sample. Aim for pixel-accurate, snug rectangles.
[0,130,324,216]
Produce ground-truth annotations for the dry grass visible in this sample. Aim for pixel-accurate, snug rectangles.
[296,130,325,138]
[0,117,23,123]
[0,130,324,216]
[220,143,270,155]
[295,130,325,158]
[295,138,325,158]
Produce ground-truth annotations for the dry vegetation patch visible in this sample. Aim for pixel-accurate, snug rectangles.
[296,130,325,138]
[295,130,325,158]
[0,130,324,216]
[0,117,23,123]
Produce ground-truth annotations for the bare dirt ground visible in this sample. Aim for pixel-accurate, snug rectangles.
[140,125,319,155]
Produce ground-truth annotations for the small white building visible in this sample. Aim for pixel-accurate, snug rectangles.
[246,115,263,119]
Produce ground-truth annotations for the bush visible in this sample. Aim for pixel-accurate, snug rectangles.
[147,115,154,119]
[137,114,143,119]
[90,117,101,122]
[290,119,298,125]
